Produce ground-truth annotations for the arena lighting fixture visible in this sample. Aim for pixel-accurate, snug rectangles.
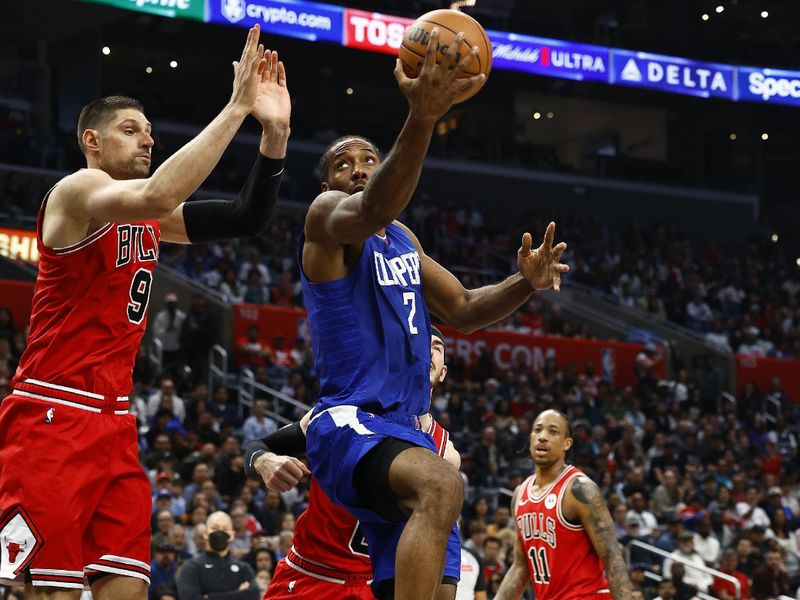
[716,5,724,13]
[169,60,178,68]
[729,133,737,140]
[761,10,769,18]
[772,234,779,243]
[547,112,554,119]
[346,87,354,95]
[533,112,541,119]
[101,46,111,55]
[796,258,800,267]
[761,132,769,140]
[701,13,710,21]
[145,66,153,74]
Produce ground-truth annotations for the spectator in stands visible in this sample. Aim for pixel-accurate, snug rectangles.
[152,510,176,554]
[626,492,658,537]
[270,270,298,306]
[236,325,273,368]
[686,290,714,332]
[147,376,187,423]
[667,562,701,600]
[256,489,285,535]
[149,542,178,594]
[692,516,721,567]
[180,293,217,379]
[736,485,771,529]
[656,515,685,553]
[238,249,272,286]
[653,578,677,600]
[207,386,240,428]
[663,531,713,593]
[152,292,186,370]
[242,268,271,304]
[463,520,488,557]
[481,536,505,583]
[713,548,751,600]
[485,505,512,537]
[652,468,682,522]
[242,398,278,445]
[230,506,253,559]
[771,509,800,577]
[469,426,502,488]
[220,269,244,303]
[177,511,259,600]
[168,524,192,564]
[751,549,791,600]
[735,537,761,578]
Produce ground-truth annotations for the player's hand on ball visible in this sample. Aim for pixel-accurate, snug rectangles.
[229,24,268,114]
[252,49,291,131]
[394,28,485,121]
[518,222,569,292]
[254,452,310,492]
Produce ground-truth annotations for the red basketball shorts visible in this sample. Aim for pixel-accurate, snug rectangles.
[0,389,151,589]
[265,558,374,600]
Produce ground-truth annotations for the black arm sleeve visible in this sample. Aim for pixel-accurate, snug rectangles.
[182,153,284,243]
[243,421,307,479]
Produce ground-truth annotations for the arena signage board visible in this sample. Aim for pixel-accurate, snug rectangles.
[487,30,609,83]
[610,49,735,100]
[342,9,413,55]
[79,0,206,20]
[0,228,39,263]
[737,66,800,107]
[208,0,343,43]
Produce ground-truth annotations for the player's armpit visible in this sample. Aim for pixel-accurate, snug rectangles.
[305,189,390,246]
[568,477,635,600]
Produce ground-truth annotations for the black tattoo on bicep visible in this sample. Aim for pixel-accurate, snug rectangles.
[571,477,592,504]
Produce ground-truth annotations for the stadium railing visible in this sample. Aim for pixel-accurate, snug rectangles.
[626,539,741,600]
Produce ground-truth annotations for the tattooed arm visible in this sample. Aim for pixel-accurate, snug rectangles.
[565,476,634,599]
[494,486,531,600]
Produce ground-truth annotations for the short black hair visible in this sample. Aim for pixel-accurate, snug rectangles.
[76,95,144,154]
[318,135,380,183]
[431,325,446,359]
[534,409,572,438]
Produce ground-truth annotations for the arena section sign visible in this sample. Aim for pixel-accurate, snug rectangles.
[80,0,206,20]
[488,30,609,83]
[232,304,657,389]
[209,0,343,43]
[0,228,39,264]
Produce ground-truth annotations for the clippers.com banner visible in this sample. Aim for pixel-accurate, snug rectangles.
[736,354,800,403]
[233,304,658,389]
[0,228,39,263]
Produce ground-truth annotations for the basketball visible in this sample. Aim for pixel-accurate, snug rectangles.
[399,9,493,104]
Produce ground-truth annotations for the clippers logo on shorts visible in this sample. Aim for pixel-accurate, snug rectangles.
[0,508,43,578]
[116,224,158,268]
[374,250,421,287]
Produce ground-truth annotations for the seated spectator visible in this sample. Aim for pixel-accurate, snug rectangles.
[242,398,278,446]
[692,517,721,567]
[626,492,658,537]
[653,578,678,600]
[736,485,771,529]
[713,548,751,600]
[751,549,791,600]
[242,268,271,305]
[652,468,682,522]
[149,542,178,596]
[147,376,187,423]
[236,325,273,368]
[663,532,713,592]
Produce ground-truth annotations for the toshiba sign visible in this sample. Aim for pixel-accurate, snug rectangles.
[0,229,38,263]
[343,9,413,55]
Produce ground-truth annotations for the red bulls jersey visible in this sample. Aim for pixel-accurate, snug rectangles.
[12,187,160,401]
[514,466,609,600]
[288,418,450,579]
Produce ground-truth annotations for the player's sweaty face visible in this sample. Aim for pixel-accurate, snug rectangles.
[100,109,153,179]
[530,412,571,464]
[326,140,380,194]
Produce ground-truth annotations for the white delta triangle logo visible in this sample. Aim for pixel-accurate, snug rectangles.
[621,58,643,82]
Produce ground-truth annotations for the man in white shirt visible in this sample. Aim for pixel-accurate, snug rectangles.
[692,517,721,567]
[736,485,771,529]
[152,292,186,368]
[147,376,187,422]
[663,532,713,592]
[626,492,659,537]
[242,397,278,445]
[455,546,487,600]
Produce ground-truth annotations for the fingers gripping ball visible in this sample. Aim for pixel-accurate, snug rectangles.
[399,9,493,104]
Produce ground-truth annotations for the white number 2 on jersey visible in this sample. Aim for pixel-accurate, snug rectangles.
[402,292,418,334]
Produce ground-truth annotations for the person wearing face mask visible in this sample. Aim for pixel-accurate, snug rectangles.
[177,511,260,600]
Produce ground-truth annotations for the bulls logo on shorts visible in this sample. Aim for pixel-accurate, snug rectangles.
[0,507,43,579]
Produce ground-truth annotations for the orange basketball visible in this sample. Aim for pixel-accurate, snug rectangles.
[399,9,493,104]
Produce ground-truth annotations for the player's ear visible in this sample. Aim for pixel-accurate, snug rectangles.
[82,128,100,153]
[439,364,448,383]
[564,436,573,453]
[320,181,329,192]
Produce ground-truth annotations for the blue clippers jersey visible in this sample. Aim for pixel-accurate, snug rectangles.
[299,223,431,416]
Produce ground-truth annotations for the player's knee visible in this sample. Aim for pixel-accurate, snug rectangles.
[417,462,463,522]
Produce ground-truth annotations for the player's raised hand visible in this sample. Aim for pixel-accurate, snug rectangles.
[394,28,485,121]
[229,24,268,114]
[252,49,291,131]
[517,222,570,292]
[254,452,310,492]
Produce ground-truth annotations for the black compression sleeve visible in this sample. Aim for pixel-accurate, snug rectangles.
[243,421,306,480]
[182,153,284,243]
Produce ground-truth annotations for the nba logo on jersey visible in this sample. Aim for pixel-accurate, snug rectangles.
[288,580,296,592]
[45,408,54,424]
[544,494,557,509]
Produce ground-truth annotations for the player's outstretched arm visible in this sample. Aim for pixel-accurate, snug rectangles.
[161,49,291,244]
[244,421,310,492]
[61,26,266,226]
[397,222,567,333]
[494,487,530,600]
[306,29,484,246]
[567,477,635,599]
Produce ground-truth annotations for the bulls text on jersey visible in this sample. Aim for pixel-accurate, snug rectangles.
[517,512,557,549]
[116,224,158,268]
